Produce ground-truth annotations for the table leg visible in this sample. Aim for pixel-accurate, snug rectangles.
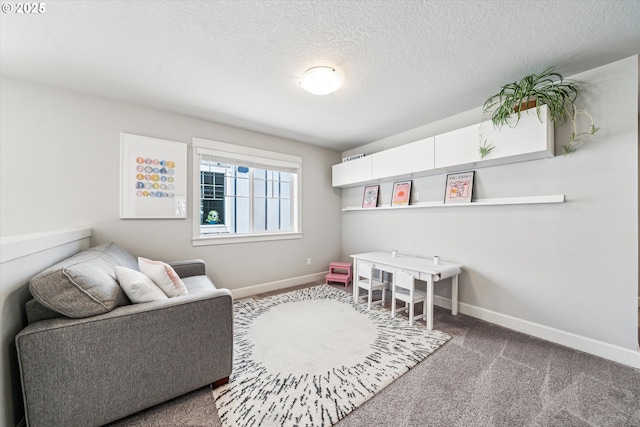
[452,274,458,316]
[352,260,358,302]
[426,275,434,330]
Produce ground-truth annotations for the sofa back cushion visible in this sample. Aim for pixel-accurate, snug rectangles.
[25,298,63,323]
[29,242,134,318]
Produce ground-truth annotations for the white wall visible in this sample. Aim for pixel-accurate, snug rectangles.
[0,229,92,427]
[341,56,639,365]
[0,77,343,291]
[0,77,343,425]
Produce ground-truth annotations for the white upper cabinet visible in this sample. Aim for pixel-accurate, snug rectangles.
[332,105,554,188]
[433,122,481,169]
[434,105,554,170]
[332,155,372,187]
[482,105,554,164]
[372,137,434,180]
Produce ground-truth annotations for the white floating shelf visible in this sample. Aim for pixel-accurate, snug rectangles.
[342,194,565,212]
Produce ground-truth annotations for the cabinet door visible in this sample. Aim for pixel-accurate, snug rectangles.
[435,105,554,169]
[482,104,554,162]
[434,123,481,169]
[332,156,372,187]
[372,137,434,179]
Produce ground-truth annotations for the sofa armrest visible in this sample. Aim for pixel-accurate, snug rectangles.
[16,289,233,427]
[169,259,206,277]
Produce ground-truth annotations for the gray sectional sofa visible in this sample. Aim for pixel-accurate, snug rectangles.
[15,242,233,427]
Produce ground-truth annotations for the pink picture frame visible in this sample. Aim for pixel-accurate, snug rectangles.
[391,180,412,206]
[444,171,474,203]
[362,185,379,208]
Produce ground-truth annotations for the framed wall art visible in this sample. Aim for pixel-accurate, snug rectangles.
[120,133,188,219]
[444,171,475,204]
[391,180,412,206]
[362,185,379,208]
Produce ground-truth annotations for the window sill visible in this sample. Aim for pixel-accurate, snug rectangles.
[192,232,303,246]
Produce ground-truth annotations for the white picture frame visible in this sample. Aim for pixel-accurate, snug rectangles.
[120,133,187,219]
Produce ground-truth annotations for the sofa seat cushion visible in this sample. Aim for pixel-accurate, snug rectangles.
[29,242,133,318]
[181,275,217,294]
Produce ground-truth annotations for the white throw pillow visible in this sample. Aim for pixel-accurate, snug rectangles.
[138,257,188,298]
[114,266,169,303]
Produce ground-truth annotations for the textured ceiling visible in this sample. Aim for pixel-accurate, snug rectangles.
[1,0,639,152]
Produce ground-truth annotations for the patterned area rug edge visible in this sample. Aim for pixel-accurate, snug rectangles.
[215,284,451,427]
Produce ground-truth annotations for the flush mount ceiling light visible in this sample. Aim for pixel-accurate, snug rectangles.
[299,66,343,95]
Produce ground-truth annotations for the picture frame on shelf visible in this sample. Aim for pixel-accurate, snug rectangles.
[444,171,475,204]
[362,185,379,208]
[391,180,412,206]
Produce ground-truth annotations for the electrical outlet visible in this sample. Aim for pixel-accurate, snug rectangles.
[415,192,420,201]
[307,258,312,266]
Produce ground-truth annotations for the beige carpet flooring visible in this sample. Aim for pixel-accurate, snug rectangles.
[108,284,640,426]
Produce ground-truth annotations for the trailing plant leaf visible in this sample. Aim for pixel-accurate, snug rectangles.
[562,143,577,155]
[562,114,601,155]
[478,138,495,159]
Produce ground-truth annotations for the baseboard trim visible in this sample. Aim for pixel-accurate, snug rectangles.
[434,295,640,369]
[229,271,328,300]
[229,280,640,368]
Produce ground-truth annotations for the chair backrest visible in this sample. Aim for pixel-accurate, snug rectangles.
[358,262,374,280]
[394,270,415,291]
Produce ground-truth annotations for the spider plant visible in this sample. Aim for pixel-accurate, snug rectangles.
[563,109,600,154]
[483,67,599,153]
[478,138,494,159]
[477,122,494,159]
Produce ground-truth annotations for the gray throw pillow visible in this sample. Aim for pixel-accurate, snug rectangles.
[29,242,133,318]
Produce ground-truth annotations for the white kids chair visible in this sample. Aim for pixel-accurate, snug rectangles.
[355,262,386,309]
[391,270,426,325]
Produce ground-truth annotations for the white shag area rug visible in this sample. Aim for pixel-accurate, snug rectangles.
[213,285,450,427]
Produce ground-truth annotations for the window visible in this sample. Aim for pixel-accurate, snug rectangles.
[192,138,302,245]
[199,161,293,234]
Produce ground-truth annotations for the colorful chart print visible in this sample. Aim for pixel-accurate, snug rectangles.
[134,156,177,198]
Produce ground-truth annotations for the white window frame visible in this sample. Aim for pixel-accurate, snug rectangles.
[192,138,302,246]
